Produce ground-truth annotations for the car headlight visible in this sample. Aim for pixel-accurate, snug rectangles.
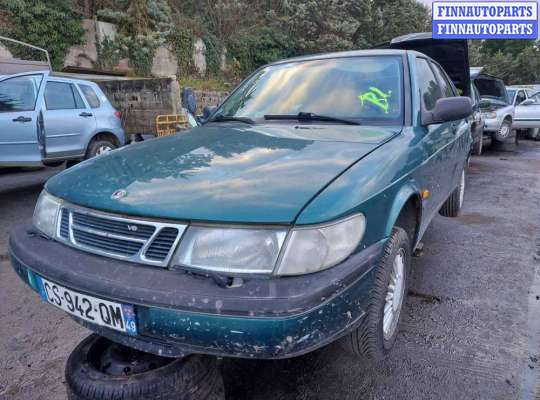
[171,214,366,276]
[276,214,366,276]
[33,190,63,238]
[172,226,288,274]
[483,111,497,119]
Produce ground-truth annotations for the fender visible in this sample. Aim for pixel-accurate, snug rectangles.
[384,179,423,246]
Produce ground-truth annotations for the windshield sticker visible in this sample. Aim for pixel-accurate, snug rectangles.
[358,87,392,114]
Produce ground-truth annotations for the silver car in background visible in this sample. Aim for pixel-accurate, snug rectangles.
[0,71,125,167]
[507,86,540,140]
[472,68,515,146]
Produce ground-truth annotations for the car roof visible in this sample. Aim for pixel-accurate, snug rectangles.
[269,49,409,65]
[0,70,100,87]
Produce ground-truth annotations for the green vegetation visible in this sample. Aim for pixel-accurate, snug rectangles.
[469,40,540,85]
[0,0,84,70]
[1,0,537,86]
[91,0,433,81]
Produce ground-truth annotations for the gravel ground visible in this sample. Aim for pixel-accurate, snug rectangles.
[1,141,539,400]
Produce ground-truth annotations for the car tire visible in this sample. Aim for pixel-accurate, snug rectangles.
[439,168,465,218]
[493,120,512,143]
[66,334,225,400]
[66,160,80,168]
[527,128,540,140]
[472,136,483,156]
[340,226,410,361]
[86,139,117,159]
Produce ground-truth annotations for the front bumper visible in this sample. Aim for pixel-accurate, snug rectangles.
[9,225,383,359]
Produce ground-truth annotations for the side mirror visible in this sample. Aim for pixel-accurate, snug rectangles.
[520,99,535,106]
[423,97,472,125]
[182,87,197,115]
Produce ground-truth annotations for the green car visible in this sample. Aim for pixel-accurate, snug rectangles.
[10,37,472,364]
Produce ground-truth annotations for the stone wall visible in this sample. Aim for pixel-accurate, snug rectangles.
[60,19,225,78]
[97,77,228,135]
[193,90,229,114]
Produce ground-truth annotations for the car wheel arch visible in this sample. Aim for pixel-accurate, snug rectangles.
[85,131,122,153]
[384,184,423,250]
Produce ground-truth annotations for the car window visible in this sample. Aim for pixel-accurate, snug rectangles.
[516,90,527,105]
[45,82,83,110]
[431,62,454,98]
[507,89,516,104]
[214,56,404,125]
[472,85,481,105]
[79,85,100,108]
[72,86,87,109]
[416,58,442,111]
[0,74,43,112]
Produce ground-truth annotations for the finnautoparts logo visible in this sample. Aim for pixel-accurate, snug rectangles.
[433,1,538,39]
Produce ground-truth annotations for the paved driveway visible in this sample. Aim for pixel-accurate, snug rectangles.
[1,142,539,400]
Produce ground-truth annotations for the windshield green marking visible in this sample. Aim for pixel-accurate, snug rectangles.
[358,87,392,114]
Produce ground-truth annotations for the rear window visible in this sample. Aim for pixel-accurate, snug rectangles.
[79,84,101,108]
[45,82,84,110]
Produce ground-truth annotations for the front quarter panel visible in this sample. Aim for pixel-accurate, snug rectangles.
[296,128,424,248]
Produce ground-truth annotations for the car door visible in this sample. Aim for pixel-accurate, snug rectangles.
[414,57,457,219]
[429,60,468,196]
[43,79,97,159]
[0,72,47,166]
[514,90,540,129]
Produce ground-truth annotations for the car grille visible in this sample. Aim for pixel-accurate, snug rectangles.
[57,207,186,267]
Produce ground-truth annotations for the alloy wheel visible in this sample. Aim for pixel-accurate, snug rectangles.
[383,248,406,340]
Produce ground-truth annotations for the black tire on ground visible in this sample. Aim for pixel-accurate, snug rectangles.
[86,139,117,159]
[528,128,540,140]
[66,160,80,168]
[42,161,65,167]
[439,168,465,218]
[66,334,225,400]
[491,129,518,151]
[340,227,411,361]
[472,136,483,156]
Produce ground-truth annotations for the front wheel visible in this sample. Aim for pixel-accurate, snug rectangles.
[340,227,411,360]
[439,168,465,217]
[493,120,512,143]
[86,139,117,159]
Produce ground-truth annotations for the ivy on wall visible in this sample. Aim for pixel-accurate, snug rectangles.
[0,0,84,70]
[168,28,195,75]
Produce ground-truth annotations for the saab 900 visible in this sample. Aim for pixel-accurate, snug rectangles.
[10,41,473,365]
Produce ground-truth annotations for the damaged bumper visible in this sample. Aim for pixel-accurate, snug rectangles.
[9,225,383,359]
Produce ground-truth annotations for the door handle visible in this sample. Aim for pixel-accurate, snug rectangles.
[12,116,32,123]
[79,112,93,117]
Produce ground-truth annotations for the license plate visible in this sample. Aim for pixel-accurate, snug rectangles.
[36,276,137,335]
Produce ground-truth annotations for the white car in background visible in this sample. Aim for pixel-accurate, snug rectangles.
[507,86,540,140]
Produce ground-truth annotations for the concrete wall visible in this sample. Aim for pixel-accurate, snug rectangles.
[63,19,97,69]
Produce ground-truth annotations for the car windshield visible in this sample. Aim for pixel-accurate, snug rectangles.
[214,56,404,125]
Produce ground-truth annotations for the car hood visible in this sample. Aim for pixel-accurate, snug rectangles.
[46,124,400,224]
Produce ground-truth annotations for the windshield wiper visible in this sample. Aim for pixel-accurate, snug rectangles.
[209,114,254,124]
[264,112,361,125]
